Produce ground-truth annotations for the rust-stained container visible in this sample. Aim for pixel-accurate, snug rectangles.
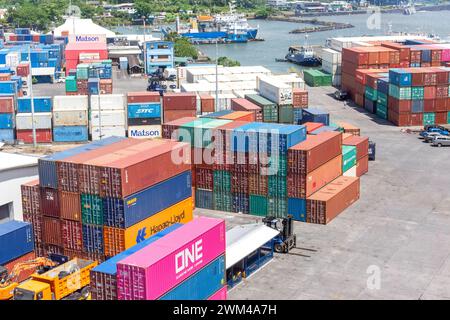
[335,121,361,136]
[230,98,263,122]
[42,217,62,246]
[61,220,83,251]
[83,140,191,198]
[435,98,447,112]
[21,179,40,217]
[356,155,369,177]
[3,251,36,283]
[307,176,360,225]
[59,191,81,222]
[195,167,213,190]
[40,187,60,218]
[288,154,342,198]
[0,96,14,113]
[388,110,411,126]
[343,135,369,160]
[200,95,215,113]
[162,116,197,139]
[249,174,268,195]
[218,111,255,122]
[164,109,197,123]
[435,111,448,124]
[292,89,308,108]
[342,47,369,65]
[288,131,342,174]
[424,100,435,113]
[388,97,411,114]
[127,91,160,104]
[410,113,423,126]
[163,92,197,110]
[231,171,249,194]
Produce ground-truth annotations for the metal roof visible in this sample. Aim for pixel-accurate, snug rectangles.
[0,152,39,172]
[226,223,279,269]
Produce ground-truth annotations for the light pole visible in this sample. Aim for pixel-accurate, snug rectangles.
[215,40,219,111]
[96,68,102,140]
[143,16,147,76]
[28,46,36,147]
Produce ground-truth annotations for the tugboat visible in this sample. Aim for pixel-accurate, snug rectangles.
[285,35,321,66]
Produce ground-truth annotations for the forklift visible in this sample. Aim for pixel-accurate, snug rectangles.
[262,215,297,253]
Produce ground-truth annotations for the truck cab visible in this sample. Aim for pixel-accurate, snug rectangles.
[13,280,52,300]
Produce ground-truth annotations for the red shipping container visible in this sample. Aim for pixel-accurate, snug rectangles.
[127,92,160,104]
[399,61,410,68]
[164,109,197,122]
[3,252,36,283]
[40,187,60,218]
[342,47,369,65]
[435,111,448,124]
[288,131,342,174]
[59,191,81,222]
[435,98,447,112]
[424,73,437,86]
[16,64,30,77]
[388,97,411,114]
[343,135,369,160]
[356,155,369,177]
[231,98,263,121]
[303,122,324,134]
[381,42,410,61]
[292,89,308,108]
[16,129,52,144]
[200,95,215,113]
[410,113,423,126]
[0,96,14,113]
[162,117,197,139]
[436,85,449,99]
[306,176,360,225]
[388,110,411,126]
[231,171,249,194]
[61,220,83,251]
[433,68,449,84]
[163,92,196,111]
[195,168,213,190]
[424,99,436,112]
[43,244,64,256]
[288,155,342,199]
[21,180,41,217]
[341,60,360,77]
[354,93,365,107]
[422,62,431,68]
[42,217,62,246]
[248,174,268,195]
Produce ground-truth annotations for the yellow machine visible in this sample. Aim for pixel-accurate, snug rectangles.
[1,258,97,300]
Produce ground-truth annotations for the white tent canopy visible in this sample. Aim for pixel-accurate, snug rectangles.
[50,17,116,37]
[226,223,279,269]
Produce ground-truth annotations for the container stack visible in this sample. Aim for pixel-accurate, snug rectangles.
[200,94,215,113]
[66,62,113,95]
[257,75,294,124]
[231,98,263,122]
[321,48,342,86]
[53,96,89,142]
[21,180,45,256]
[0,220,36,283]
[0,94,15,143]
[90,94,126,140]
[16,97,52,143]
[244,94,278,123]
[303,69,333,87]
[127,92,162,139]
[162,92,197,122]
[65,42,108,77]
[21,137,193,262]
[116,217,226,300]
[343,135,369,177]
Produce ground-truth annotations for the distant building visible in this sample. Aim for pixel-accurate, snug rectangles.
[267,0,289,8]
[145,41,174,74]
[295,1,327,14]
[327,1,353,11]
[104,3,136,15]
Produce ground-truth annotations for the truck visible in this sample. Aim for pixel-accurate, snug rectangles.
[9,258,97,300]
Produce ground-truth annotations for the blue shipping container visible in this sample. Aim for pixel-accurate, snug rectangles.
[159,255,225,300]
[0,129,14,143]
[103,170,192,228]
[364,98,376,114]
[389,69,412,87]
[301,108,330,126]
[195,189,214,210]
[127,103,161,119]
[0,81,16,94]
[288,198,306,222]
[0,113,14,129]
[200,110,233,119]
[233,193,249,214]
[53,126,88,142]
[82,224,104,254]
[0,221,34,265]
[293,108,302,125]
[310,125,340,135]
[377,78,390,95]
[38,136,125,189]
[17,97,52,113]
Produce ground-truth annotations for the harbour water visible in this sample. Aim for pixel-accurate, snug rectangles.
[115,11,450,73]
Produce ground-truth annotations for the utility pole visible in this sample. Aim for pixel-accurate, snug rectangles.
[143,16,147,76]
[28,46,36,147]
[97,69,102,140]
[215,40,219,111]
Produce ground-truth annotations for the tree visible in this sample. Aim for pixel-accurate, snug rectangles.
[217,56,240,67]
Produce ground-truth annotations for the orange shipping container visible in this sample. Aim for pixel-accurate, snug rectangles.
[200,94,215,113]
[356,155,369,177]
[59,191,82,222]
[219,111,255,122]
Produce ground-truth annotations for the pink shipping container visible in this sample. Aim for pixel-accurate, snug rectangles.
[117,217,225,300]
[208,286,227,300]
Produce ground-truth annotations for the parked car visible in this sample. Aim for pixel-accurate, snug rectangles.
[334,90,348,101]
[424,132,446,143]
[420,128,449,138]
[431,135,450,147]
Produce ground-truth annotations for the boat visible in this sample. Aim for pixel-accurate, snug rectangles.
[285,35,321,66]
[403,3,416,15]
[162,1,258,43]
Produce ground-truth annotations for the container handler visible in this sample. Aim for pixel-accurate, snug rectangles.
[262,216,297,253]
[1,258,97,300]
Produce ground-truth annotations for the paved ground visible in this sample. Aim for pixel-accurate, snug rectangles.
[197,86,450,300]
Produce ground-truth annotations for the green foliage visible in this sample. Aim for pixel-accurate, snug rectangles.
[217,56,240,67]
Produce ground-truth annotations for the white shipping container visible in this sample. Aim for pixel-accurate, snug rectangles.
[91,126,126,141]
[53,110,88,126]
[15,113,52,130]
[257,75,292,105]
[6,52,20,68]
[90,94,126,111]
[233,89,258,98]
[90,110,126,127]
[216,93,236,111]
[127,125,162,139]
[322,61,342,75]
[321,48,342,64]
[272,74,305,90]
[79,53,100,61]
[343,165,357,177]
[53,95,88,111]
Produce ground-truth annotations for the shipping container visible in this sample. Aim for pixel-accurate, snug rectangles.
[287,198,307,222]
[127,125,162,139]
[257,75,293,105]
[249,194,268,216]
[163,92,197,110]
[17,97,52,113]
[292,89,308,108]
[244,94,278,122]
[163,110,197,123]
[40,187,60,217]
[200,95,215,113]
[307,176,360,224]
[342,145,357,172]
[127,103,161,119]
[59,191,81,222]
[0,113,14,129]
[61,220,83,251]
[343,135,369,160]
[16,129,52,144]
[53,126,88,142]
[16,113,52,130]
[195,189,214,210]
[127,92,161,104]
[0,96,14,113]
[301,108,330,126]
[82,224,103,254]
[81,194,103,225]
[0,221,34,265]
[230,98,263,122]
[53,110,88,126]
[42,217,62,246]
[208,286,227,300]
[117,217,225,300]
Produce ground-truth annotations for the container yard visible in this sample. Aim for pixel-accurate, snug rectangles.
[1,27,450,304]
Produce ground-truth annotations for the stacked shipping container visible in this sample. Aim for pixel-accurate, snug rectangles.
[90,94,126,140]
[127,92,162,139]
[16,97,52,143]
[162,92,197,122]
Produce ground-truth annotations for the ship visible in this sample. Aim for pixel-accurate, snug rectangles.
[285,35,321,66]
[162,2,258,43]
[403,3,416,15]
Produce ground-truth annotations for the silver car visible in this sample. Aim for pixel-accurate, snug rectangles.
[424,132,443,143]
[432,135,450,147]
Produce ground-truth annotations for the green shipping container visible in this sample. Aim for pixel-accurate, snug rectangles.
[376,103,388,120]
[268,175,287,198]
[342,145,357,173]
[423,112,435,126]
[318,70,333,86]
[249,194,268,217]
[76,64,89,80]
[213,170,231,192]
[303,69,331,87]
[81,194,103,225]
[389,84,411,100]
[447,111,450,124]
[266,155,287,176]
[268,197,287,218]
[411,86,424,100]
[214,191,232,212]
[377,92,388,106]
[278,106,294,123]
[244,94,278,122]
[179,118,231,148]
[263,105,278,123]
[102,59,113,65]
[365,86,378,101]
[65,76,77,92]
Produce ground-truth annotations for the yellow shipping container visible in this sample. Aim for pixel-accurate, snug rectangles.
[103,197,193,257]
